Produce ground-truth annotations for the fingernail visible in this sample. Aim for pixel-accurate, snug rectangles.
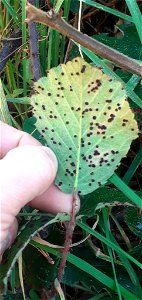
[0,231,12,255]
[41,146,58,169]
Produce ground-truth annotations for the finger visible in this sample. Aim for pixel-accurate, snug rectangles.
[0,219,18,255]
[0,145,57,237]
[29,184,78,214]
[0,121,41,158]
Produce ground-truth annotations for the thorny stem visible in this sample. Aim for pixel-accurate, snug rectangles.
[25,2,142,77]
[57,190,78,282]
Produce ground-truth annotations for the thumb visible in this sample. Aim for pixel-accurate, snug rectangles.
[0,145,57,251]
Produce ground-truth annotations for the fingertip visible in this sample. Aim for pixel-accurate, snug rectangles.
[0,218,18,256]
[41,146,58,173]
[0,145,58,212]
[29,184,80,215]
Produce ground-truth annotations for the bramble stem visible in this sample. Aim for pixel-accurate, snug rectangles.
[25,2,142,77]
[57,191,77,282]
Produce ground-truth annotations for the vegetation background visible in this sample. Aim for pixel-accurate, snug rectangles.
[0,0,142,299]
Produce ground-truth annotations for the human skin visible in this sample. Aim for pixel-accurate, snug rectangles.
[0,121,78,255]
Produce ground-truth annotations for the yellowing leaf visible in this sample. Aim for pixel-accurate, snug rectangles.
[31,57,138,195]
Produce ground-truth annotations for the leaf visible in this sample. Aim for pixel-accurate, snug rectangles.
[23,244,136,296]
[128,244,142,263]
[62,246,136,295]
[31,57,138,195]
[23,245,58,290]
[69,24,142,63]
[124,207,142,238]
[23,116,46,144]
[93,24,142,61]
[70,0,81,13]
[80,187,142,217]
[0,213,68,293]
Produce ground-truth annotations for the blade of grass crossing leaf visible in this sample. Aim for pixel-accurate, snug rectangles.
[7,97,30,104]
[125,0,142,43]
[123,147,142,184]
[110,173,142,208]
[18,254,26,300]
[1,0,21,27]
[102,208,122,300]
[126,75,141,90]
[76,220,141,268]
[22,0,27,97]
[80,0,133,23]
[30,241,140,300]
[78,45,142,108]
[68,258,127,300]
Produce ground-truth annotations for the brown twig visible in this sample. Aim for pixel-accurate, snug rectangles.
[25,2,142,77]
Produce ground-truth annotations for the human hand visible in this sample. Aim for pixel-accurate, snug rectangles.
[0,121,77,256]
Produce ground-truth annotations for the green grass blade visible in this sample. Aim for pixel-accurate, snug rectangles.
[123,147,142,184]
[76,221,142,268]
[125,0,142,43]
[54,0,64,13]
[1,0,21,27]
[109,230,142,298]
[47,30,53,70]
[126,75,141,90]
[10,266,16,293]
[81,0,133,23]
[6,97,30,104]
[110,213,131,250]
[52,30,60,67]
[110,173,142,208]
[102,208,122,300]
[30,240,140,300]
[0,79,12,125]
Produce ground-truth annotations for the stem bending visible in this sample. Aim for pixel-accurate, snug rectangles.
[25,2,142,77]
